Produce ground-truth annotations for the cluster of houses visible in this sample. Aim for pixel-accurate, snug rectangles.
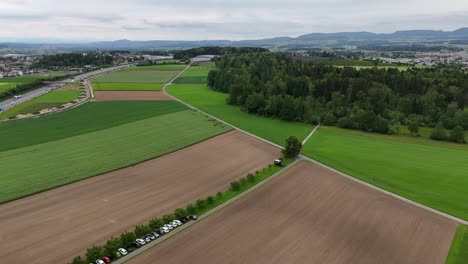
[0,55,42,79]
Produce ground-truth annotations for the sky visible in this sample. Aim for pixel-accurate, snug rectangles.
[1,0,468,42]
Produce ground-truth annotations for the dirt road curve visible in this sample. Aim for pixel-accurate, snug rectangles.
[0,131,280,264]
[94,91,171,101]
[129,161,457,264]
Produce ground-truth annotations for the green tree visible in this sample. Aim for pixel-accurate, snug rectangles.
[408,120,420,136]
[103,237,121,257]
[174,208,187,219]
[134,225,151,237]
[206,196,215,205]
[149,217,163,230]
[119,232,136,248]
[247,173,256,182]
[230,180,241,191]
[216,192,223,199]
[282,136,302,158]
[450,126,466,143]
[430,123,448,141]
[70,256,86,264]
[162,214,175,224]
[195,199,206,210]
[185,203,196,215]
[85,245,103,262]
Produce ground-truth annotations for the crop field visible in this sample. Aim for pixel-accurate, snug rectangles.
[303,126,468,220]
[121,64,186,71]
[447,225,468,264]
[0,90,80,118]
[0,101,187,151]
[92,71,178,84]
[173,67,212,84]
[0,131,280,264]
[129,161,456,264]
[167,84,313,145]
[0,82,17,93]
[91,82,164,91]
[0,109,230,203]
[0,71,67,84]
[94,91,171,101]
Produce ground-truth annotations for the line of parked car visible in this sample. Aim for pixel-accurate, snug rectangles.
[92,215,198,264]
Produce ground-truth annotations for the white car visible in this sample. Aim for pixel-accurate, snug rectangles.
[164,224,173,230]
[160,227,169,234]
[144,236,151,243]
[95,260,105,264]
[136,238,146,245]
[174,220,182,226]
[118,248,128,255]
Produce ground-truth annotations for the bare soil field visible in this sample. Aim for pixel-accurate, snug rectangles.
[129,161,457,264]
[94,91,172,101]
[0,131,280,264]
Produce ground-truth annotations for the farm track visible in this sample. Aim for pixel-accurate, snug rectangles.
[127,161,457,264]
[0,130,280,264]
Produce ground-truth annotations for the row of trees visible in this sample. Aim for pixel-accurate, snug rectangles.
[173,46,269,60]
[37,53,113,68]
[207,53,468,143]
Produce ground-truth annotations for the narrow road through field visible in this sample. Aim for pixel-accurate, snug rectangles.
[302,123,320,145]
[162,72,468,226]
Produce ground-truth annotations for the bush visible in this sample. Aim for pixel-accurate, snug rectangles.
[216,192,223,199]
[430,123,448,141]
[206,196,215,205]
[185,203,196,215]
[337,116,356,129]
[230,180,241,191]
[450,125,466,143]
[195,199,206,210]
[174,208,187,219]
[282,136,302,158]
[239,177,247,186]
[247,173,255,182]
[103,237,121,257]
[70,256,86,264]
[85,245,103,262]
[134,224,151,237]
[119,232,136,248]
[148,217,163,230]
[162,214,175,224]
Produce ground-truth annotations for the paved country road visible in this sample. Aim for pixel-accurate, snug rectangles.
[0,64,131,112]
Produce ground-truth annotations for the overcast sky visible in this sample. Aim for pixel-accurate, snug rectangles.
[1,0,468,42]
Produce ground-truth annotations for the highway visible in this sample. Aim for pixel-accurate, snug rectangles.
[0,64,131,112]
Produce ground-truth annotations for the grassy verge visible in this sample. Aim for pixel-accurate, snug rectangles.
[67,158,292,264]
[0,90,80,119]
[446,225,468,264]
[167,84,313,145]
[303,126,468,220]
[91,82,164,91]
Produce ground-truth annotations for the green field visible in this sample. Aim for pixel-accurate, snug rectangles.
[121,64,186,71]
[303,126,468,220]
[446,225,468,264]
[0,83,17,93]
[0,90,80,119]
[167,84,313,145]
[0,101,187,151]
[91,82,164,91]
[173,67,212,84]
[0,109,230,203]
[0,71,67,83]
[93,72,178,84]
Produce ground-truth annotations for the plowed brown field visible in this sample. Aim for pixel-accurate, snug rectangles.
[0,131,280,264]
[128,161,457,264]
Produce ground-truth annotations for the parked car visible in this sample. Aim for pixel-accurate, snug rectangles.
[114,252,121,258]
[143,236,151,243]
[151,231,160,238]
[147,233,155,240]
[136,238,146,245]
[189,215,198,220]
[180,217,189,223]
[102,256,111,264]
[95,260,105,264]
[174,220,182,226]
[118,248,128,255]
[164,224,173,230]
[274,159,284,167]
[132,242,141,248]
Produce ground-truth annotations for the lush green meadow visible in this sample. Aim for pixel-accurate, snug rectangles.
[0,90,80,119]
[446,225,468,264]
[92,72,177,84]
[0,109,230,203]
[0,71,67,84]
[121,64,186,71]
[173,67,212,84]
[167,84,313,145]
[303,126,468,220]
[0,101,187,151]
[91,82,164,91]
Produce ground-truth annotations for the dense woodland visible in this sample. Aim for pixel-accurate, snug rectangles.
[173,47,268,60]
[37,53,113,68]
[208,53,468,143]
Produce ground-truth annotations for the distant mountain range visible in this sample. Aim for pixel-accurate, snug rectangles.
[1,28,468,53]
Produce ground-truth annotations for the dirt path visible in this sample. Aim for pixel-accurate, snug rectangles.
[0,131,280,264]
[128,161,457,264]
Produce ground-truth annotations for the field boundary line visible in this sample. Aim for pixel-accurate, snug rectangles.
[114,160,301,264]
[302,123,320,145]
[163,83,468,226]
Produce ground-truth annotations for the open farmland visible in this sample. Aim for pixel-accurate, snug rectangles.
[120,64,186,71]
[129,161,456,264]
[303,126,468,220]
[94,91,171,101]
[0,101,187,151]
[167,84,313,145]
[173,67,212,84]
[92,71,179,84]
[0,109,230,203]
[0,131,280,264]
[91,82,164,91]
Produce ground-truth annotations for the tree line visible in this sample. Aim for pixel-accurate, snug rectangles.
[37,53,113,68]
[173,46,269,60]
[207,53,468,143]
